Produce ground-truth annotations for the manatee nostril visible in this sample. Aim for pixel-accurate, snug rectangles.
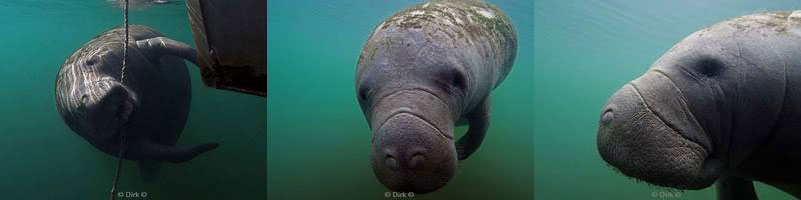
[409,152,426,169]
[81,94,90,104]
[385,155,398,170]
[601,108,614,125]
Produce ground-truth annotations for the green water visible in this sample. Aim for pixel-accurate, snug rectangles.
[267,0,534,199]
[0,1,265,199]
[533,0,799,199]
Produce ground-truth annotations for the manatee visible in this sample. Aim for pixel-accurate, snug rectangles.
[55,25,218,176]
[356,0,516,193]
[597,11,801,198]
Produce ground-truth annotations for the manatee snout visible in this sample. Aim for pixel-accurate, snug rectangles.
[597,73,719,189]
[81,79,136,142]
[369,90,456,194]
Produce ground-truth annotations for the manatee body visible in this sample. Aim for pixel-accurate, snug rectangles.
[55,25,218,167]
[356,0,516,193]
[598,11,801,198]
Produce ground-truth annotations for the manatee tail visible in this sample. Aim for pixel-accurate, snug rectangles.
[129,139,219,163]
[137,160,161,182]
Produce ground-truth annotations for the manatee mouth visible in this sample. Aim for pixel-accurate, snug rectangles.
[597,79,719,190]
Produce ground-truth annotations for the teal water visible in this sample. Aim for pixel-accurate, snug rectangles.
[533,0,799,199]
[0,1,265,199]
[267,0,534,199]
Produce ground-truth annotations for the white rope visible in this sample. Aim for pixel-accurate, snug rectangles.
[110,0,129,199]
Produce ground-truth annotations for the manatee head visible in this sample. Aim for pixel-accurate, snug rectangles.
[56,49,138,147]
[356,29,470,193]
[596,54,736,189]
[597,77,718,189]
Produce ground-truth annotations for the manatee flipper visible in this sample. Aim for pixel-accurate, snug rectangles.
[137,160,161,182]
[456,97,490,160]
[129,139,219,163]
[715,177,757,200]
[135,37,198,66]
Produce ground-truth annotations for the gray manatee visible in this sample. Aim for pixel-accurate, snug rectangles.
[598,11,801,199]
[356,0,516,193]
[55,25,218,172]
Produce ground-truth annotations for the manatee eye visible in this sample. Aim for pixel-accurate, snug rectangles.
[358,86,370,102]
[696,57,722,77]
[81,94,90,104]
[451,69,466,90]
[439,68,466,92]
[77,94,90,114]
[601,108,614,126]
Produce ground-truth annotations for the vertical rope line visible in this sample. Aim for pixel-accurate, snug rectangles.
[110,0,129,199]
[110,129,127,200]
[121,0,128,85]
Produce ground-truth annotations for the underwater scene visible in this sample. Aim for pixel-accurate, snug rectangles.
[267,0,534,199]
[534,0,800,199]
[0,0,265,199]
